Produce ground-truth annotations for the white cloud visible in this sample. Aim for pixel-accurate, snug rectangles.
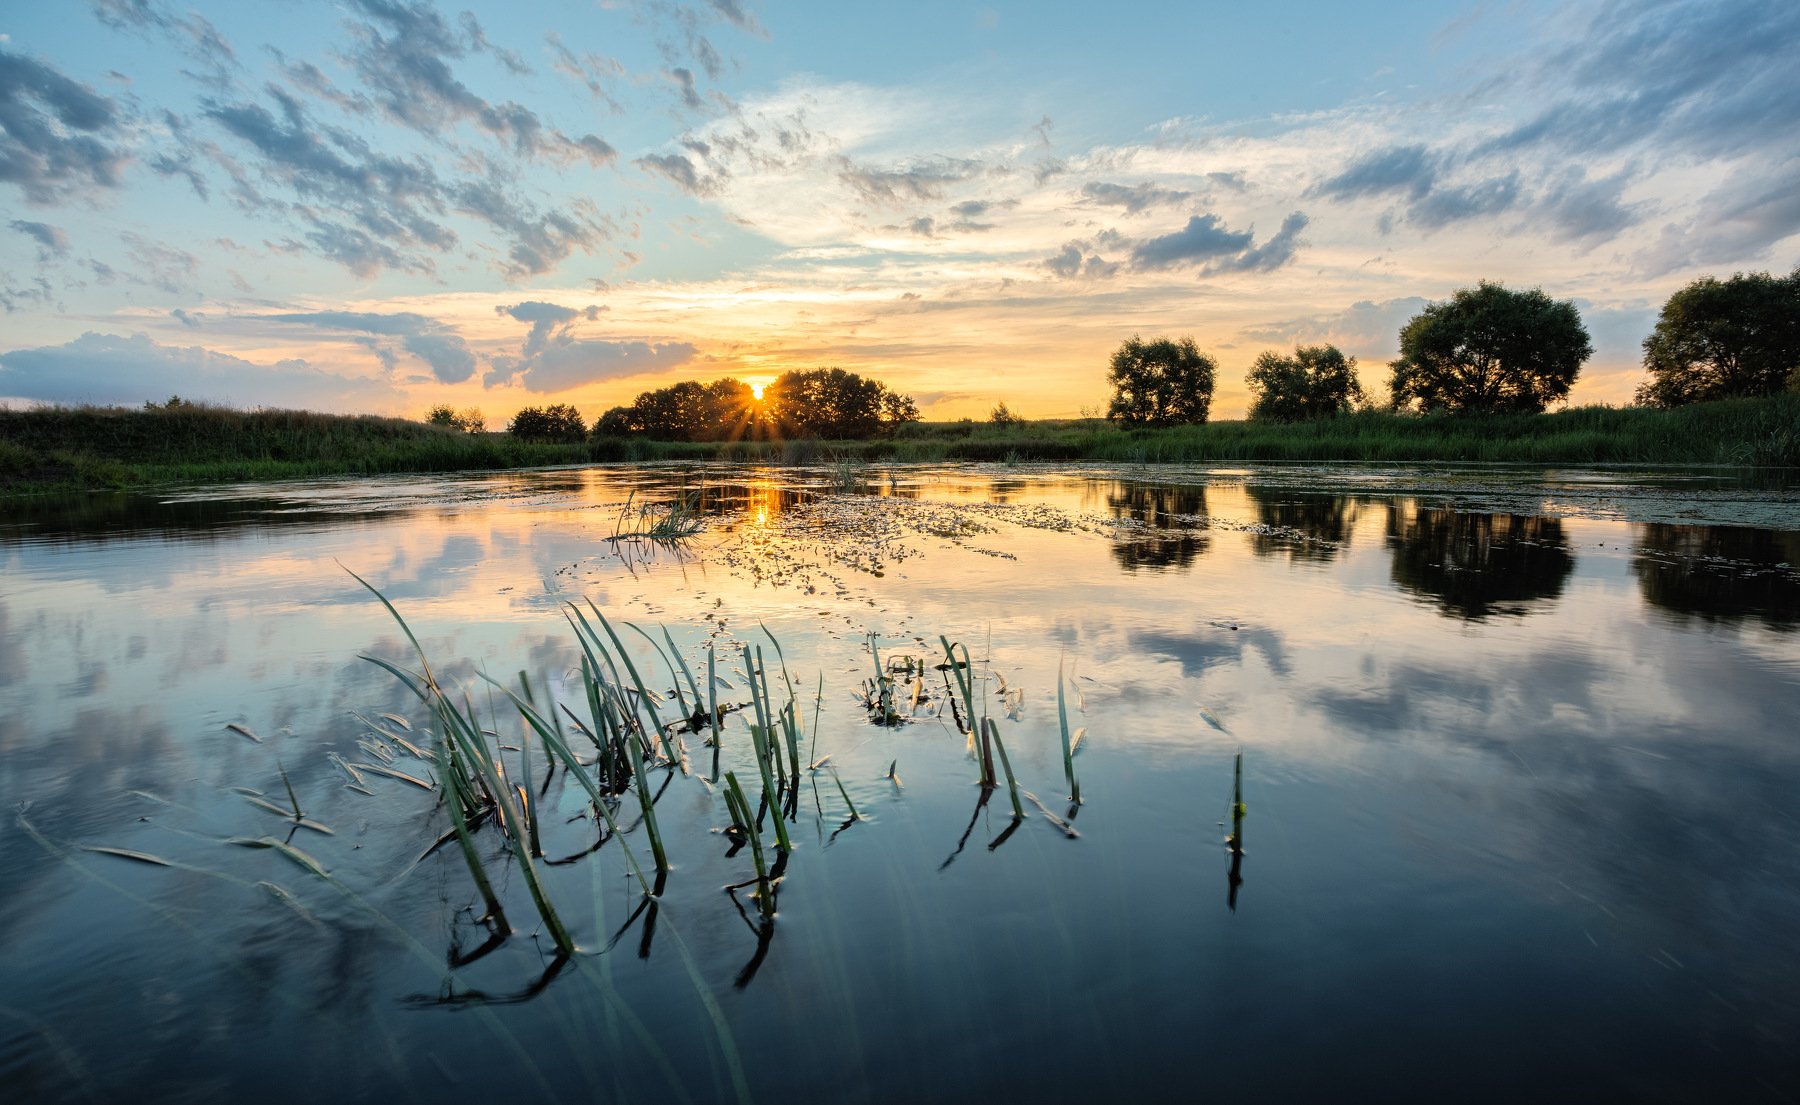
[0,332,401,409]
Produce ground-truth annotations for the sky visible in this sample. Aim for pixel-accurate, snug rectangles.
[2,0,1797,423]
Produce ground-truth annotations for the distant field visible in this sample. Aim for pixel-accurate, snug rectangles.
[3,394,1796,494]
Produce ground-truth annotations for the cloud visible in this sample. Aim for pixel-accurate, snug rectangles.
[8,219,69,259]
[1242,296,1431,353]
[260,310,477,383]
[122,232,199,294]
[1201,211,1308,274]
[1488,0,1800,161]
[701,0,760,32]
[838,156,984,206]
[1044,241,1119,280]
[487,299,695,391]
[1080,181,1194,214]
[637,151,716,195]
[1314,144,1436,202]
[669,66,705,111]
[170,307,202,328]
[450,182,610,276]
[0,331,400,408]
[0,276,53,314]
[1409,172,1522,229]
[337,0,612,165]
[491,340,699,393]
[1130,213,1254,269]
[1314,145,1524,231]
[89,1,240,89]
[497,300,579,357]
[1536,167,1644,245]
[1633,156,1800,275]
[546,32,624,110]
[0,49,129,203]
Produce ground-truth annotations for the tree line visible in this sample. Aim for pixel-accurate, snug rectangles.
[1106,267,1799,426]
[484,368,921,442]
[433,267,1795,441]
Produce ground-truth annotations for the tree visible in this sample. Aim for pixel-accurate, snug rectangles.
[989,400,1022,426]
[428,405,486,432]
[1105,336,1217,427]
[1636,268,1800,407]
[508,403,587,441]
[1246,344,1364,421]
[1388,282,1591,414]
[763,368,920,438]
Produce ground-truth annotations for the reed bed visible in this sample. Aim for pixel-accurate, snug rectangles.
[7,393,1796,494]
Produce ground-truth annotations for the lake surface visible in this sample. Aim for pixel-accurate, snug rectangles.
[3,463,1798,1103]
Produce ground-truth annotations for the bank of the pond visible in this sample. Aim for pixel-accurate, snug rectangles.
[4,393,1797,495]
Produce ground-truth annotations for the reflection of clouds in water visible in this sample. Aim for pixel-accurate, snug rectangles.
[1304,639,1800,1029]
[0,706,185,945]
[1129,625,1292,679]
[0,603,29,688]
[58,659,108,700]
[1386,504,1574,619]
[1633,523,1800,630]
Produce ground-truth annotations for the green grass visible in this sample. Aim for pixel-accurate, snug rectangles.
[6,393,1796,496]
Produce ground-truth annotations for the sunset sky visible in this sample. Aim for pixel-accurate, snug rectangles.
[3,0,1796,423]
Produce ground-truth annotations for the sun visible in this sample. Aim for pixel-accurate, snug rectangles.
[742,375,775,401]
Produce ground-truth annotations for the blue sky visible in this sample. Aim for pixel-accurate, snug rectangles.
[2,0,1796,421]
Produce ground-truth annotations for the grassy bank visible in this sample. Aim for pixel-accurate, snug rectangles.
[4,394,1796,495]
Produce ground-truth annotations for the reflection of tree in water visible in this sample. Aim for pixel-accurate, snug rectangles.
[1242,487,1360,562]
[1106,482,1209,572]
[1386,503,1574,619]
[1633,524,1800,630]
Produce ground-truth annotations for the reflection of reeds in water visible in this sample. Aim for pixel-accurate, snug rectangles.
[1225,749,1246,911]
[89,570,1094,1012]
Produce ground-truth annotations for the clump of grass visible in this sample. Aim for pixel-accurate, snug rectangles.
[609,489,706,542]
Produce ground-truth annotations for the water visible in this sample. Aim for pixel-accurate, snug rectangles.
[3,463,1797,1103]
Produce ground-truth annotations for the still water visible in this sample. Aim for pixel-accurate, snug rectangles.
[3,464,1797,1103]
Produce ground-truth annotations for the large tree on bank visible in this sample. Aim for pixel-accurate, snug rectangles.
[1106,336,1218,427]
[1636,268,1800,408]
[1389,282,1592,415]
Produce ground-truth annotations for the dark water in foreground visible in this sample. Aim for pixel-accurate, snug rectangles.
[2,463,1798,1104]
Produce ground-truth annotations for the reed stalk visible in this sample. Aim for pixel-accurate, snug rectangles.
[1057,661,1082,805]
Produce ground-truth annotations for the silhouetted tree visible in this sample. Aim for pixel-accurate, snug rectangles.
[1246,345,1364,421]
[427,404,485,432]
[763,368,919,438]
[509,403,587,441]
[1636,268,1800,407]
[1106,336,1216,427]
[1389,283,1591,414]
[593,371,918,441]
[989,400,1022,426]
[592,405,635,438]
